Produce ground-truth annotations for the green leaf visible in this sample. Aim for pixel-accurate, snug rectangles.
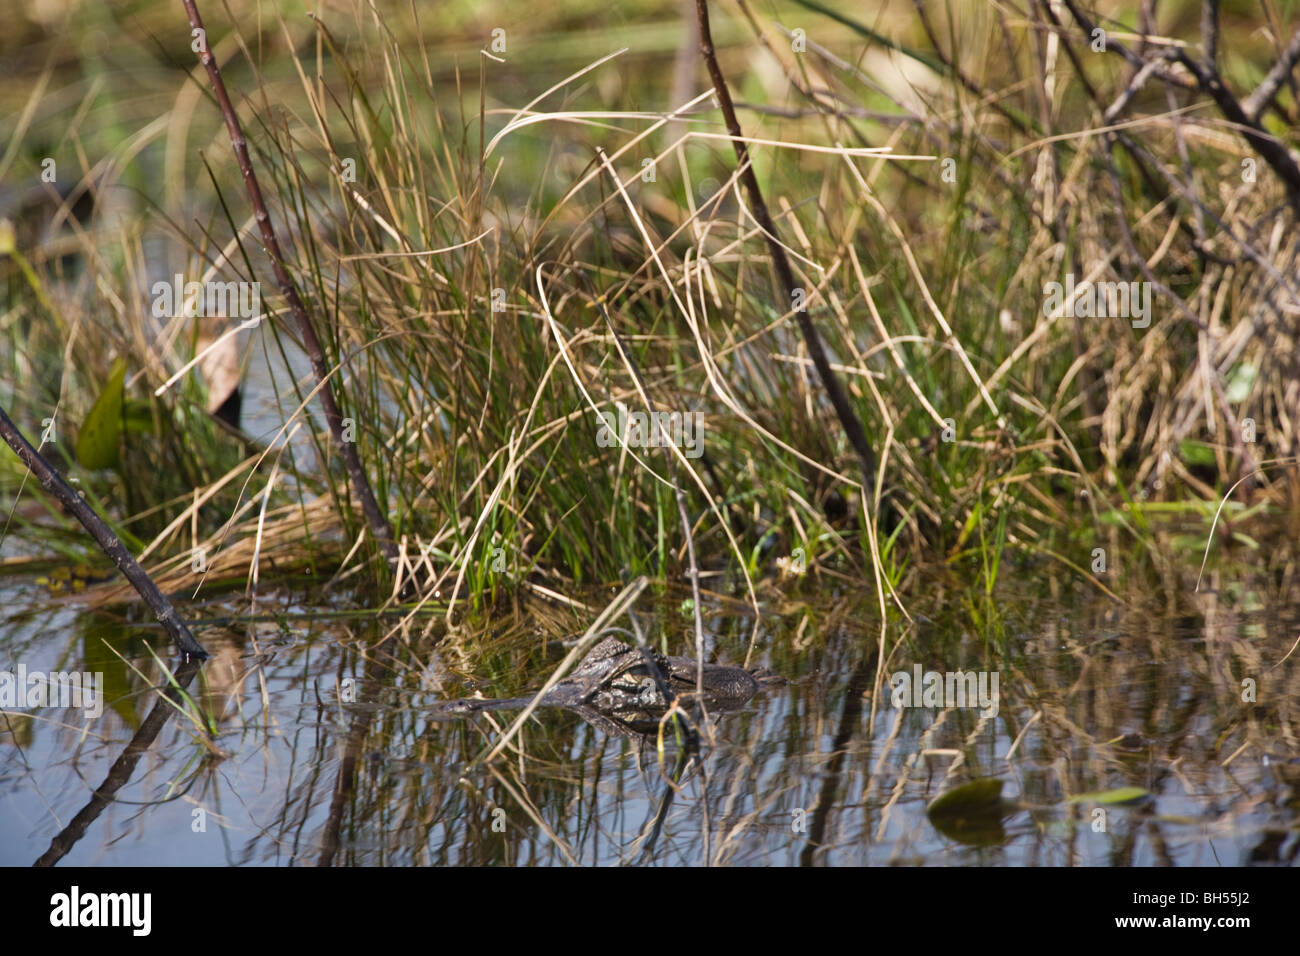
[122,399,154,436]
[1178,440,1216,467]
[1068,786,1151,806]
[76,358,126,469]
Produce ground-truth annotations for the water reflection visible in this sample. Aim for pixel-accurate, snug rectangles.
[3,551,1299,865]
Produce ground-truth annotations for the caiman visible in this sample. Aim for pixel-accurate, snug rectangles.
[431,634,768,736]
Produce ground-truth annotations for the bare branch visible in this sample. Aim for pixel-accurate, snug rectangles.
[693,0,881,502]
[1201,0,1221,72]
[1243,26,1300,121]
[180,0,399,569]
[0,405,208,660]
[1174,49,1300,202]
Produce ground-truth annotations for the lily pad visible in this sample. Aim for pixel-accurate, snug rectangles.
[927,778,1005,817]
[927,779,1010,847]
[1067,786,1151,806]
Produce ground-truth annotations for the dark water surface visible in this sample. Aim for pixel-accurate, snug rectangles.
[3,554,1298,866]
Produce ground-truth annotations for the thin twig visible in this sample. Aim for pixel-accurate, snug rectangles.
[1172,48,1300,203]
[1058,0,1300,203]
[694,0,881,502]
[1243,26,1300,121]
[1200,0,1220,72]
[181,0,399,569]
[0,405,208,660]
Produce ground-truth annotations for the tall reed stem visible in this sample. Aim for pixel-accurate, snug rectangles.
[181,0,400,569]
[693,0,881,500]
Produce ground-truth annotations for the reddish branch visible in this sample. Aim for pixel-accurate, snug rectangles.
[693,0,881,500]
[1059,0,1300,206]
[180,0,399,568]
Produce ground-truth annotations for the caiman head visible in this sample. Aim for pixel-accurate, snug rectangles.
[430,633,768,738]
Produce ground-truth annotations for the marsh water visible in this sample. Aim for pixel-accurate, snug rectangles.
[3,536,1298,867]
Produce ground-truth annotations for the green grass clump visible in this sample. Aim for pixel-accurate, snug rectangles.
[3,1,1297,615]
